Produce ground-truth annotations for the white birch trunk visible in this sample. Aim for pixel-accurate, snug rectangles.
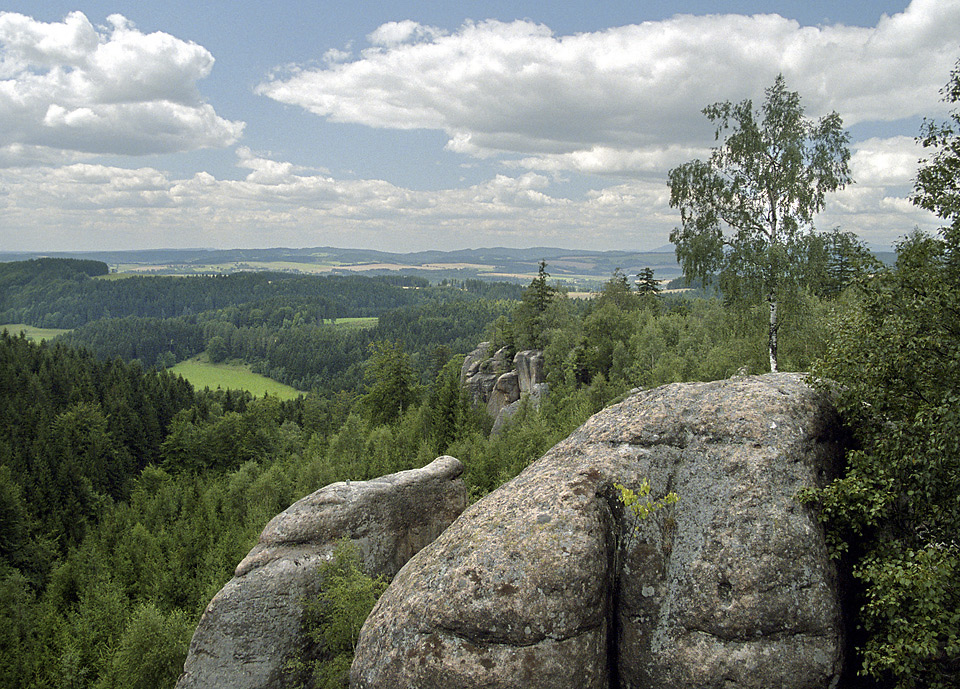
[768,297,779,373]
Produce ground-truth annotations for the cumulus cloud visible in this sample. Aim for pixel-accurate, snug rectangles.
[0,145,941,252]
[1,4,950,253]
[0,11,243,161]
[848,136,923,188]
[256,0,959,175]
[367,20,444,47]
[816,135,939,246]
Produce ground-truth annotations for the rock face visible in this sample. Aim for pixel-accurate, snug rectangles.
[176,456,468,689]
[351,374,847,689]
[461,343,548,430]
[514,349,546,394]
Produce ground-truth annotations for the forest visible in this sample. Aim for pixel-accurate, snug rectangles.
[1,68,959,689]
[0,262,521,390]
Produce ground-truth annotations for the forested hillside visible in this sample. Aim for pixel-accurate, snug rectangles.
[0,260,521,390]
[2,214,957,688]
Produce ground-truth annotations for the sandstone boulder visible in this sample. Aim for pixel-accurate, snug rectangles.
[176,456,467,689]
[480,346,511,374]
[460,342,489,381]
[461,343,497,406]
[351,374,846,689]
[490,382,548,434]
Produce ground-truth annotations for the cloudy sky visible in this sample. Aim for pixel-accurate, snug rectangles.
[0,1,957,253]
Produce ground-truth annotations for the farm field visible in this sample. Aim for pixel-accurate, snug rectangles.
[170,355,303,400]
[0,323,71,341]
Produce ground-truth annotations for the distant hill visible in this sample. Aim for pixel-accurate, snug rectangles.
[0,246,684,286]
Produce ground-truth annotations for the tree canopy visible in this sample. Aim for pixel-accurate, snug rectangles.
[668,75,852,371]
[803,61,960,689]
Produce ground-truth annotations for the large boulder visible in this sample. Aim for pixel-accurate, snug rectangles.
[461,342,497,407]
[351,374,847,689]
[176,456,468,689]
[492,349,549,433]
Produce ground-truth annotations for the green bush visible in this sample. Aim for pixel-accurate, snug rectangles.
[291,540,388,689]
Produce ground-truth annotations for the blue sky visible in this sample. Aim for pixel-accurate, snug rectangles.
[0,1,956,252]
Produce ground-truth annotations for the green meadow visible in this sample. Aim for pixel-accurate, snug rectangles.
[0,323,71,341]
[171,355,303,400]
[328,316,378,329]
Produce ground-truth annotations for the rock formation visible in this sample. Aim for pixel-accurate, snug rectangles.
[351,374,847,689]
[176,456,468,689]
[461,342,548,431]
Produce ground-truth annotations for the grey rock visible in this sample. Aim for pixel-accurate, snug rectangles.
[514,349,545,393]
[490,398,521,435]
[176,456,468,689]
[462,344,548,422]
[351,374,846,689]
[461,343,499,407]
[490,383,550,435]
[464,371,497,407]
[479,346,511,375]
[529,381,549,402]
[460,342,490,382]
[487,370,521,417]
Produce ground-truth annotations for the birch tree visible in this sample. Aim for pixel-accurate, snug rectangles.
[668,75,852,371]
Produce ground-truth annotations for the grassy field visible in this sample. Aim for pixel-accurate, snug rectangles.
[330,316,378,329]
[171,355,303,400]
[0,323,71,341]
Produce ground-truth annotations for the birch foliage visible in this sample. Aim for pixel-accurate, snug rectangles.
[668,75,851,371]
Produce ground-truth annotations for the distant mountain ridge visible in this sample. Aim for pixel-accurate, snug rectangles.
[0,243,894,286]
[0,246,685,285]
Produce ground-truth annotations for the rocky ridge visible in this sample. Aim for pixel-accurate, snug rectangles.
[351,374,847,688]
[460,342,548,431]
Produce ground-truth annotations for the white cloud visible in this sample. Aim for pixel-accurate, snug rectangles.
[256,1,960,175]
[1,4,951,253]
[509,145,712,177]
[367,20,443,47]
[0,11,243,161]
[0,147,941,252]
[815,135,940,245]
[848,136,923,188]
[323,47,352,64]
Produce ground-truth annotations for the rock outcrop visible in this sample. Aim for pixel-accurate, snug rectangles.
[351,374,847,689]
[461,343,548,431]
[176,456,468,689]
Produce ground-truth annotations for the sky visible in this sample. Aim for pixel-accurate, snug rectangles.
[0,0,957,253]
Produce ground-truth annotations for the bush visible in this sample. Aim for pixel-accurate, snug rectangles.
[291,540,388,689]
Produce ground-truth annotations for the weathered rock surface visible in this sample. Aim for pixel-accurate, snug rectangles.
[461,342,498,406]
[514,349,545,393]
[487,370,520,417]
[176,456,467,689]
[351,374,846,689]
